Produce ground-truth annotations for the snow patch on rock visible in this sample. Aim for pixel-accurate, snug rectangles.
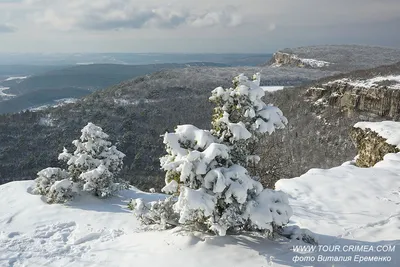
[354,121,400,149]
[324,75,400,89]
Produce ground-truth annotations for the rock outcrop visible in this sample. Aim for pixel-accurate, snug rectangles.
[266,45,400,72]
[350,121,400,167]
[306,80,400,120]
[268,52,304,67]
[267,52,330,68]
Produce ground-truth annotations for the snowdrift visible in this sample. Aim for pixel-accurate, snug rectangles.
[2,150,400,266]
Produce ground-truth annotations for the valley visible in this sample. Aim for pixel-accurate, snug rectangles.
[0,45,399,267]
[1,0,400,265]
[1,45,399,190]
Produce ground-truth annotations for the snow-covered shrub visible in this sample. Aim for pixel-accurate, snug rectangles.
[135,73,293,236]
[132,197,179,228]
[33,168,74,204]
[59,123,126,197]
[80,164,121,198]
[33,167,70,196]
[277,225,318,245]
[46,179,74,204]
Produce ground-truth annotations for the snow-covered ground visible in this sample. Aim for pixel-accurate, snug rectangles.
[299,58,331,68]
[4,76,28,82]
[29,98,79,112]
[1,149,400,267]
[261,86,285,92]
[0,87,14,97]
[325,75,400,89]
[0,87,15,101]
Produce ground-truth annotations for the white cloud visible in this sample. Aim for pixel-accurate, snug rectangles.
[189,8,242,28]
[0,0,400,53]
[24,0,243,31]
[0,23,16,33]
[268,23,276,31]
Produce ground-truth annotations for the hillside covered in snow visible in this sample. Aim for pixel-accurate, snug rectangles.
[1,146,399,267]
[1,78,400,266]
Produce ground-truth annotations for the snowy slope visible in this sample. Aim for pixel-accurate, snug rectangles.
[277,154,400,266]
[325,75,400,90]
[2,150,400,267]
[0,87,15,102]
[0,182,297,267]
[4,76,28,82]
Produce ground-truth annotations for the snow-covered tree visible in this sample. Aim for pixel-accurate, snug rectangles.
[32,167,73,203]
[209,73,287,168]
[59,123,126,197]
[133,73,293,236]
[34,123,126,203]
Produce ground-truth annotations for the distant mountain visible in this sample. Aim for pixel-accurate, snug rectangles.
[266,45,400,71]
[0,53,272,66]
[1,45,399,190]
[6,62,228,96]
[0,65,66,78]
[0,65,334,188]
[0,62,227,114]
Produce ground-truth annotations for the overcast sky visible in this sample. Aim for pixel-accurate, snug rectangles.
[0,0,399,53]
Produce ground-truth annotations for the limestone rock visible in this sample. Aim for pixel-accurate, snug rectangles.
[350,123,400,167]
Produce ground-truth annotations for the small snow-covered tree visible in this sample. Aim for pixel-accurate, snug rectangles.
[59,123,126,197]
[33,167,73,203]
[33,123,126,203]
[33,168,70,195]
[133,73,293,236]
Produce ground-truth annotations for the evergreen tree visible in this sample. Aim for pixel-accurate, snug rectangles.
[33,122,126,203]
[133,74,292,236]
[59,123,126,197]
[32,167,73,203]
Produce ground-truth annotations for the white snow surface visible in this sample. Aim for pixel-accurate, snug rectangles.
[325,75,400,89]
[4,76,28,81]
[261,86,285,92]
[354,121,400,148]
[0,87,15,97]
[29,98,78,112]
[2,150,400,266]
[298,58,331,68]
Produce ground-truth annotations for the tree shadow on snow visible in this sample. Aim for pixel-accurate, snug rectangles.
[66,187,167,214]
[187,231,399,267]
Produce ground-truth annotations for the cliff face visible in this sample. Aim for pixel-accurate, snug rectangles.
[350,127,399,167]
[266,45,400,72]
[268,52,330,68]
[268,52,304,67]
[306,80,400,120]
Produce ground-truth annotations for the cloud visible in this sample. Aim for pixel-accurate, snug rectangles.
[0,23,16,33]
[268,23,276,31]
[26,0,243,31]
[189,8,242,28]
